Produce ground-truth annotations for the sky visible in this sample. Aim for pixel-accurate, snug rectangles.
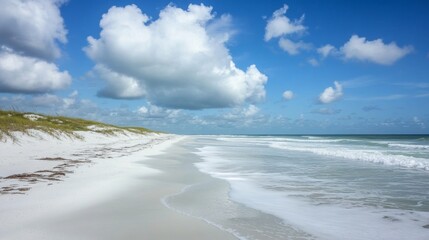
[0,0,428,134]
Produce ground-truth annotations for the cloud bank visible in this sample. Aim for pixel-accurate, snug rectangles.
[0,0,70,94]
[85,4,268,110]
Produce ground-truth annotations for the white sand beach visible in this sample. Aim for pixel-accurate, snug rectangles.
[0,131,237,240]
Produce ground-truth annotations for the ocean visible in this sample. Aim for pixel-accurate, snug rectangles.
[164,135,429,240]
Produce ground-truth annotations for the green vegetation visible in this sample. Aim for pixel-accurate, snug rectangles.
[0,110,153,142]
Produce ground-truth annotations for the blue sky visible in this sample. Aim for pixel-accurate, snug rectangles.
[0,0,428,134]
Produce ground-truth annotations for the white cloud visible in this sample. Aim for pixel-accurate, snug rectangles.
[264,4,305,41]
[319,81,343,104]
[136,103,181,119]
[222,104,263,126]
[308,58,319,66]
[242,104,259,117]
[85,4,267,109]
[278,38,310,55]
[94,65,145,99]
[206,14,234,43]
[340,35,412,65]
[137,106,148,114]
[264,4,309,55]
[0,0,67,60]
[0,49,71,93]
[33,92,80,109]
[188,116,209,126]
[131,104,269,130]
[282,90,294,100]
[317,44,337,58]
[0,0,70,94]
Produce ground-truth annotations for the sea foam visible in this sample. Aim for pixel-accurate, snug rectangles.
[193,137,429,240]
[270,142,429,170]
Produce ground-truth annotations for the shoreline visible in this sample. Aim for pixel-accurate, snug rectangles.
[0,132,237,240]
[3,132,428,239]
[155,136,310,240]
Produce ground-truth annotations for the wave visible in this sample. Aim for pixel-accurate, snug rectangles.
[270,143,429,170]
[388,143,429,150]
[217,137,360,144]
[227,180,429,240]
[276,138,343,143]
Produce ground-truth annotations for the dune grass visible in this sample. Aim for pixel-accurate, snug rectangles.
[0,110,153,142]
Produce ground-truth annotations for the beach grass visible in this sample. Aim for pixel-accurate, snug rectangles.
[0,110,153,141]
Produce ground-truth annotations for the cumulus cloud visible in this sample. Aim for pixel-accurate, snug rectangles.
[340,35,412,65]
[0,49,71,93]
[0,0,70,94]
[242,104,259,117]
[0,0,67,60]
[206,14,234,43]
[319,35,412,65]
[131,104,268,131]
[317,44,337,58]
[282,90,294,100]
[264,4,305,41]
[264,4,309,55]
[319,81,343,104]
[278,38,311,55]
[137,106,148,115]
[94,65,145,99]
[136,103,181,119]
[221,104,263,127]
[85,4,267,110]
